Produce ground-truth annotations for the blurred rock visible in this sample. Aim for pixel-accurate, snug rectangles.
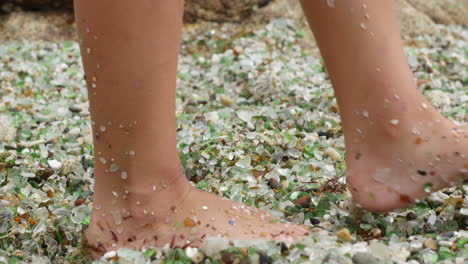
[0,115,16,142]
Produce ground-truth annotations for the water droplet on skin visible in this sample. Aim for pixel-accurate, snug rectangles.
[394,94,400,100]
[376,67,381,72]
[121,171,128,180]
[97,64,101,69]
[390,119,400,125]
[116,225,123,234]
[128,150,136,156]
[421,103,428,109]
[99,126,106,132]
[360,23,368,30]
[374,168,391,183]
[356,128,363,134]
[202,206,208,210]
[87,48,91,54]
[363,4,367,9]
[412,127,421,136]
[92,83,97,88]
[136,201,141,205]
[112,191,118,198]
[326,0,335,8]
[109,163,120,173]
[365,13,370,19]
[86,27,90,33]
[93,35,98,40]
[152,185,157,191]
[99,157,107,164]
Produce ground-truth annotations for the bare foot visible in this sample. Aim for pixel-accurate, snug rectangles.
[345,95,467,212]
[85,176,309,259]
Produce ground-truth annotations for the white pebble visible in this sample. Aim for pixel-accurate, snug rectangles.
[324,147,342,161]
[102,251,117,260]
[68,127,81,137]
[48,160,62,170]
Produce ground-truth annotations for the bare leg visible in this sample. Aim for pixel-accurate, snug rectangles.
[300,0,467,211]
[75,0,308,259]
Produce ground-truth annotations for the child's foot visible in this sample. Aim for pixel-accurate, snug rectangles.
[345,95,467,212]
[86,176,309,259]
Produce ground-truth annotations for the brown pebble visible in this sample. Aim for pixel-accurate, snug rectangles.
[406,212,417,220]
[220,95,234,106]
[74,198,85,206]
[336,228,353,242]
[221,252,235,264]
[36,167,54,180]
[423,237,438,251]
[294,195,311,208]
[370,228,381,238]
[268,178,280,189]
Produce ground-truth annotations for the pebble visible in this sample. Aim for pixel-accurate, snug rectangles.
[423,237,438,251]
[406,212,417,221]
[318,131,334,139]
[309,217,321,225]
[47,160,62,170]
[427,90,450,107]
[370,228,382,238]
[192,251,205,264]
[336,228,353,242]
[352,252,379,264]
[267,178,280,189]
[259,253,271,264]
[221,252,235,264]
[68,127,81,137]
[74,198,85,206]
[102,250,117,260]
[36,167,54,180]
[324,147,342,161]
[322,252,353,264]
[0,115,17,142]
[278,242,289,256]
[68,106,82,113]
[220,95,234,106]
[294,195,311,208]
[0,200,10,207]
[440,231,454,238]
